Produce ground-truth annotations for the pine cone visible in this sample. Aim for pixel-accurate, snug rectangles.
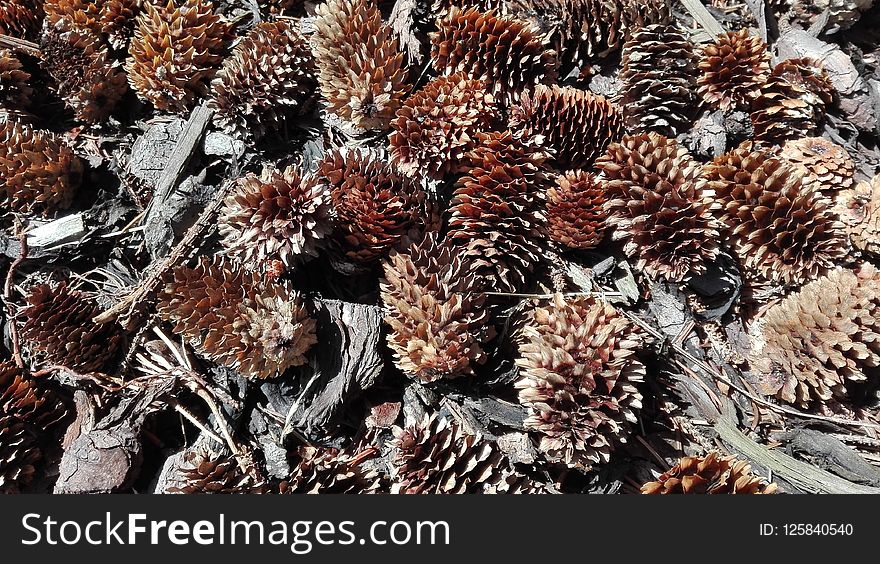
[0,0,42,39]
[641,452,777,494]
[596,132,720,281]
[44,0,141,49]
[700,142,847,287]
[751,58,835,146]
[390,413,538,493]
[20,283,124,373]
[430,7,558,107]
[515,293,644,469]
[388,73,500,180]
[126,0,228,114]
[697,29,770,111]
[510,84,623,171]
[219,165,332,272]
[619,23,698,136]
[835,174,880,256]
[319,148,425,265]
[772,0,874,33]
[779,137,853,195]
[312,0,407,130]
[169,450,265,493]
[156,257,317,379]
[749,265,880,408]
[0,49,32,111]
[209,20,316,140]
[546,169,606,250]
[381,234,496,383]
[446,131,551,292]
[279,445,385,494]
[0,120,83,215]
[40,24,128,123]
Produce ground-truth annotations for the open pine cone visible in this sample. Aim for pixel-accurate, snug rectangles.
[779,137,854,195]
[641,452,777,494]
[209,20,316,140]
[219,165,332,272]
[596,132,720,281]
[279,445,385,494]
[835,174,880,256]
[44,0,141,49]
[381,233,495,383]
[0,49,32,111]
[388,73,500,180]
[312,0,406,130]
[546,169,607,250]
[510,84,623,171]
[168,450,265,493]
[126,0,228,113]
[516,294,644,469]
[0,0,42,39]
[697,29,770,111]
[156,257,317,379]
[0,120,83,215]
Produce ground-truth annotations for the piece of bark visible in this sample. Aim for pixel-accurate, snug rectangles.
[26,214,87,248]
[774,427,880,486]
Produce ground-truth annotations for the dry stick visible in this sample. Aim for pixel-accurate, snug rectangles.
[678,0,726,37]
[0,34,41,57]
[4,223,27,368]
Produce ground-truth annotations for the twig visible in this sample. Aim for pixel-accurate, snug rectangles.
[167,399,226,446]
[678,0,726,37]
[0,33,41,57]
[4,222,27,368]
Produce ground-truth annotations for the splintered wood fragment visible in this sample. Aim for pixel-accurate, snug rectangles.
[153,103,214,205]
[0,34,41,57]
[27,213,86,247]
[678,0,726,37]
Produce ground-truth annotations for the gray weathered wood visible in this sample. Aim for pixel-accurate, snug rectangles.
[26,214,86,247]
[678,0,726,37]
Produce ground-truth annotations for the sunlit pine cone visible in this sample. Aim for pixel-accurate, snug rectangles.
[381,233,496,383]
[751,58,835,146]
[430,7,558,107]
[169,450,265,493]
[390,413,539,494]
[209,20,316,140]
[700,142,847,287]
[0,0,42,39]
[279,445,386,494]
[510,84,623,170]
[20,283,124,373]
[388,73,500,180]
[546,169,606,250]
[219,165,333,272]
[779,137,854,195]
[44,0,141,49]
[312,0,407,130]
[0,49,32,111]
[515,293,644,469]
[641,451,777,494]
[835,174,880,256]
[619,23,698,136]
[0,120,83,215]
[126,0,228,114]
[596,133,720,281]
[697,29,770,111]
[771,0,874,33]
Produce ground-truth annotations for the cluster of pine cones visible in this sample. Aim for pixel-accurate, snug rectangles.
[0,0,878,494]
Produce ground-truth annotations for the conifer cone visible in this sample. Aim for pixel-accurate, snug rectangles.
[771,0,874,33]
[126,0,228,114]
[390,413,539,493]
[619,23,698,136]
[40,24,128,123]
[388,73,500,180]
[380,234,496,383]
[446,131,550,292]
[169,450,265,493]
[319,149,425,265]
[156,257,317,379]
[700,142,847,287]
[751,58,835,146]
[0,120,83,215]
[515,293,644,469]
[209,20,317,140]
[595,133,720,281]
[0,0,42,39]
[430,7,558,107]
[0,49,32,111]
[749,265,880,408]
[312,0,407,130]
[20,283,124,373]
[510,84,623,171]
[219,165,332,272]
[44,0,141,49]
[641,452,777,494]
[279,445,385,494]
[697,29,770,111]
[779,137,854,195]
[546,169,606,250]
[835,174,880,256]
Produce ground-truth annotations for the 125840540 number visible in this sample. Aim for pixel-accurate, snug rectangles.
[782,524,853,536]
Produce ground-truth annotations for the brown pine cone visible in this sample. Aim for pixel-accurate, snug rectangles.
[0,415,39,492]
[510,84,623,171]
[0,120,83,215]
[156,257,317,379]
[279,445,385,494]
[749,264,880,408]
[697,29,770,111]
[169,450,265,493]
[596,133,720,281]
[312,0,407,130]
[641,452,777,494]
[388,73,500,180]
[430,7,558,107]
[126,0,228,113]
[619,23,698,136]
[0,49,32,111]
[835,174,880,256]
[779,137,854,195]
[44,0,141,49]
[546,169,607,250]
[209,20,316,140]
[219,165,333,272]
[515,293,644,469]
[20,283,124,373]
[700,142,847,287]
[0,0,42,39]
[381,233,496,383]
